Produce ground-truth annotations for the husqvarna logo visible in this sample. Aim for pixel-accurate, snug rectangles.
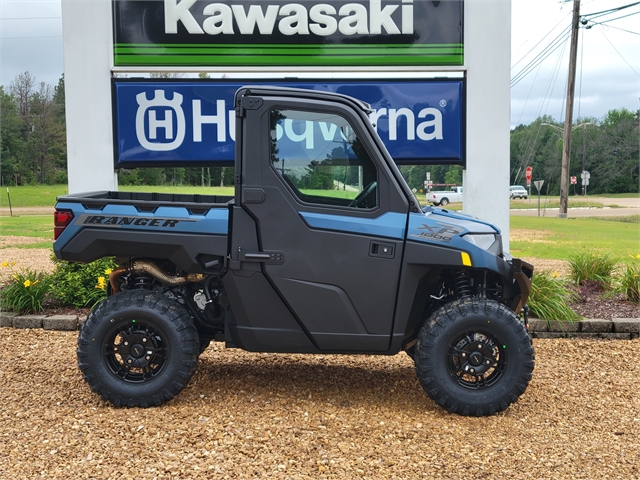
[135,90,186,151]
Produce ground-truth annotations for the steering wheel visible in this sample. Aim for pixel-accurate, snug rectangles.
[348,181,377,208]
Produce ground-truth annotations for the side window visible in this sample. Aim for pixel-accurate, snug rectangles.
[270,109,378,209]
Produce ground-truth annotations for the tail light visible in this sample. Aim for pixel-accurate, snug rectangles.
[54,210,74,240]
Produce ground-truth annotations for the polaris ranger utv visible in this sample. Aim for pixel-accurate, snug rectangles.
[54,86,534,416]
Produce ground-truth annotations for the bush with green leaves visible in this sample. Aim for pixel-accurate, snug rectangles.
[0,269,51,314]
[49,257,117,308]
[527,270,580,324]
[614,255,640,303]
[568,252,616,288]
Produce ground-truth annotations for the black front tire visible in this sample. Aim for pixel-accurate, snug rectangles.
[414,297,534,416]
[77,290,199,407]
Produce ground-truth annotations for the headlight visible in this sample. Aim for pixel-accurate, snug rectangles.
[462,233,498,251]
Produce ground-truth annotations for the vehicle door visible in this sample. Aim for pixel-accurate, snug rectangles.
[235,92,410,351]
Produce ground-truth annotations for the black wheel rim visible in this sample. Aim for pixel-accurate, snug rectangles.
[447,330,507,390]
[103,320,168,383]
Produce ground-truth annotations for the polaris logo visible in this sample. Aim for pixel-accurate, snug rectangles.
[165,0,414,36]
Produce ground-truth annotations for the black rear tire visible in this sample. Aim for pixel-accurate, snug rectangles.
[77,290,199,407]
[414,297,534,416]
[440,198,450,206]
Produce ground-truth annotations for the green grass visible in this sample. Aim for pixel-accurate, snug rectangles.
[1,185,68,208]
[0,216,53,239]
[510,216,640,262]
[0,185,237,210]
[508,197,616,209]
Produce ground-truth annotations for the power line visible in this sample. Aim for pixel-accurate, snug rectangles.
[597,26,640,77]
[588,21,640,35]
[511,26,572,87]
[587,9,640,25]
[512,12,572,70]
[580,1,640,20]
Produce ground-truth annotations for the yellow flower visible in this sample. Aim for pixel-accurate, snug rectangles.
[23,279,32,288]
[1,261,8,268]
[552,271,559,278]
[96,276,107,291]
[105,268,112,275]
[636,254,640,259]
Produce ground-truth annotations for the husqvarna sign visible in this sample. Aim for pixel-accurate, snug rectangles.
[113,79,464,167]
[113,0,464,67]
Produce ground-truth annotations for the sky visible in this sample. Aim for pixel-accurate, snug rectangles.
[1,0,639,128]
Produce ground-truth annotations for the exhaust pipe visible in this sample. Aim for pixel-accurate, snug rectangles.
[109,261,206,293]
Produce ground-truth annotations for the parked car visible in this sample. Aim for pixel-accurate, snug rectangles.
[510,185,528,199]
[427,186,463,206]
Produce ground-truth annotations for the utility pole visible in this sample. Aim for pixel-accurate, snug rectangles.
[559,0,581,218]
[581,123,587,195]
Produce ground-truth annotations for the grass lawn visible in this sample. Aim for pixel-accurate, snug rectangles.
[0,215,53,249]
[510,216,640,262]
[2,185,69,208]
[0,185,237,209]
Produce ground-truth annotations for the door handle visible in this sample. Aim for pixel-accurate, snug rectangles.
[370,241,395,259]
[239,250,284,264]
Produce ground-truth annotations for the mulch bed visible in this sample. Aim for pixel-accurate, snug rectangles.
[569,281,639,320]
[1,329,638,479]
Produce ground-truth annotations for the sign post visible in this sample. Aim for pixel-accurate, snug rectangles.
[581,170,590,196]
[525,166,532,197]
[533,180,544,217]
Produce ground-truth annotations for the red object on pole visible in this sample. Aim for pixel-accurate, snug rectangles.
[525,166,532,183]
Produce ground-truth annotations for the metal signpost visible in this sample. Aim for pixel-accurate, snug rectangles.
[533,180,544,217]
[581,170,590,195]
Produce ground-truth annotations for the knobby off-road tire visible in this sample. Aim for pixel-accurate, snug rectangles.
[414,297,534,416]
[77,290,199,408]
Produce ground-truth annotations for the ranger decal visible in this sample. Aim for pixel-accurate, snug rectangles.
[76,214,197,228]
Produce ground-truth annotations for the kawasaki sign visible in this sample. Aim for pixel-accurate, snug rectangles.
[113,0,464,67]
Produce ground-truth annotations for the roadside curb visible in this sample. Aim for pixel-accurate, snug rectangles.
[1,311,638,339]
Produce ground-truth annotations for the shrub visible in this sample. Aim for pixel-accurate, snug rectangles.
[49,257,117,308]
[614,256,640,303]
[568,252,616,288]
[0,269,51,314]
[527,270,580,323]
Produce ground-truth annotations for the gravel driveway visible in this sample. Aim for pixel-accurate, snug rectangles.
[1,329,637,479]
